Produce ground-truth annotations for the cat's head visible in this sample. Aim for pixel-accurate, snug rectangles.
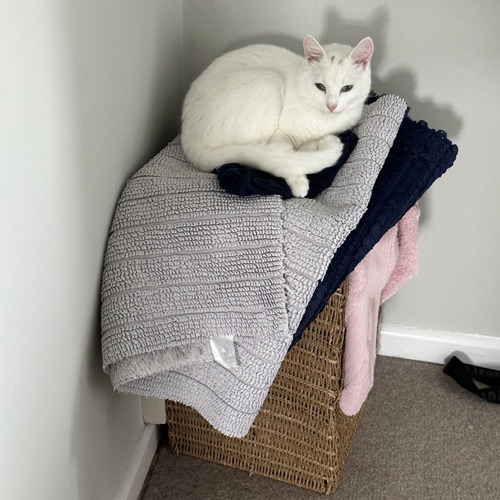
[299,36,374,116]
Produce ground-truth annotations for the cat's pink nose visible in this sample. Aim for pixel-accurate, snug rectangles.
[327,103,337,112]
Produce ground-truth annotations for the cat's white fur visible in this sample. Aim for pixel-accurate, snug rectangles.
[181,36,374,197]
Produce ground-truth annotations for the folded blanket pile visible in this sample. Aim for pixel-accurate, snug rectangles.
[101,95,407,437]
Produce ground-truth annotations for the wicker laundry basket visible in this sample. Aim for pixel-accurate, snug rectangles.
[166,280,362,494]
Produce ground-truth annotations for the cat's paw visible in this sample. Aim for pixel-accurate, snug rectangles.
[287,174,309,198]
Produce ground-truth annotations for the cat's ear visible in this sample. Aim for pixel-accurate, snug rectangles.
[303,35,326,64]
[349,37,374,68]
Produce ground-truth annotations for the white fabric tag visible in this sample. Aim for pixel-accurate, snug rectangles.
[210,335,239,370]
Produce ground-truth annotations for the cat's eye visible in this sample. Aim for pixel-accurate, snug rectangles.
[341,85,353,93]
[315,83,326,92]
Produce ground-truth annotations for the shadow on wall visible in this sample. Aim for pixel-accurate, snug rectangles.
[222,8,387,63]
[322,6,463,139]
[224,5,463,142]
[374,69,463,139]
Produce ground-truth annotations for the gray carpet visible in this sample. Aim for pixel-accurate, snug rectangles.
[140,356,500,499]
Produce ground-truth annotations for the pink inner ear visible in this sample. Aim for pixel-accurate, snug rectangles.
[303,35,326,63]
[349,37,374,68]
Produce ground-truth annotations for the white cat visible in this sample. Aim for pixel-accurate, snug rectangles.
[181,35,374,197]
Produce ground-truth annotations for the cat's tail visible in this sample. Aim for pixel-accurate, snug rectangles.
[182,138,344,197]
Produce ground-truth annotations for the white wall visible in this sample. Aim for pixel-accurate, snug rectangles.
[182,0,500,338]
[0,1,183,499]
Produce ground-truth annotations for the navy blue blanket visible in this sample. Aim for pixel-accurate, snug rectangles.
[292,115,458,344]
[217,131,358,199]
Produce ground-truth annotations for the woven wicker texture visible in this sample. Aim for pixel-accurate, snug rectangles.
[166,280,362,494]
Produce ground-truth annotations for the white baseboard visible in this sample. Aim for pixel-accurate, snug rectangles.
[378,323,500,369]
[114,424,161,500]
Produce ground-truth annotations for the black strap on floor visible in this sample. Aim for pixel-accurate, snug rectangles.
[443,356,500,404]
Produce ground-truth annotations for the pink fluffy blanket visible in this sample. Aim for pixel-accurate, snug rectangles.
[340,204,420,415]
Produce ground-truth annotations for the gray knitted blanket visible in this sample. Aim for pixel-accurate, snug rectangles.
[101,95,407,437]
